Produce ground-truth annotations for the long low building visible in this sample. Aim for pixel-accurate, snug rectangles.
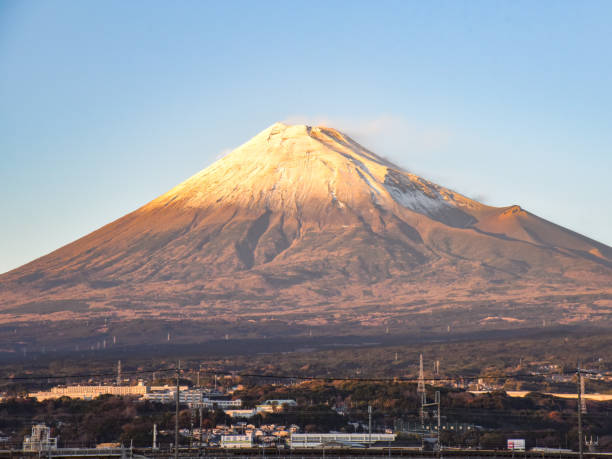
[29,381,149,401]
[221,434,253,448]
[290,433,396,448]
[225,409,257,418]
[224,399,298,419]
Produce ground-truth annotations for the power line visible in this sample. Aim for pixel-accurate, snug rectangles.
[0,367,175,381]
[1,365,610,384]
[161,367,594,383]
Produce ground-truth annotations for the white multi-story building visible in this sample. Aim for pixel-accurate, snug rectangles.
[143,388,241,408]
[290,433,396,448]
[199,398,242,409]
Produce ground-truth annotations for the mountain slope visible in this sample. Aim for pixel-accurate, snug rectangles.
[1,122,610,350]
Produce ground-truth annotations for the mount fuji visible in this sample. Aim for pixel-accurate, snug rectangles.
[1,123,610,351]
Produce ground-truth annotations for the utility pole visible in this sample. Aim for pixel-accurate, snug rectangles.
[117,360,121,385]
[175,360,180,459]
[436,391,441,453]
[418,354,425,425]
[423,391,441,452]
[576,364,595,459]
[368,405,372,446]
[580,372,587,414]
[190,409,194,449]
[576,363,597,457]
[199,406,203,457]
[577,366,583,459]
[153,424,157,450]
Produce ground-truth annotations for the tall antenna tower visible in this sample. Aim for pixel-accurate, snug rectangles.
[117,360,122,385]
[418,353,426,424]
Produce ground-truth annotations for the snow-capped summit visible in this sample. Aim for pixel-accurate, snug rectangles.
[147,122,482,228]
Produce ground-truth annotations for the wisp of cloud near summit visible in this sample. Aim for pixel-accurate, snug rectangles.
[282,114,452,159]
[281,114,492,203]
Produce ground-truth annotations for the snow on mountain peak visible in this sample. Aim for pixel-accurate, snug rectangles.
[147,123,482,226]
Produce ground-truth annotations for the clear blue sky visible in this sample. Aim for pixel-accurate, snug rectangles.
[1,0,611,274]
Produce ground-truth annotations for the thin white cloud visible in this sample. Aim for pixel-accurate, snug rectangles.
[281,114,498,201]
[214,147,233,161]
[282,114,452,171]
